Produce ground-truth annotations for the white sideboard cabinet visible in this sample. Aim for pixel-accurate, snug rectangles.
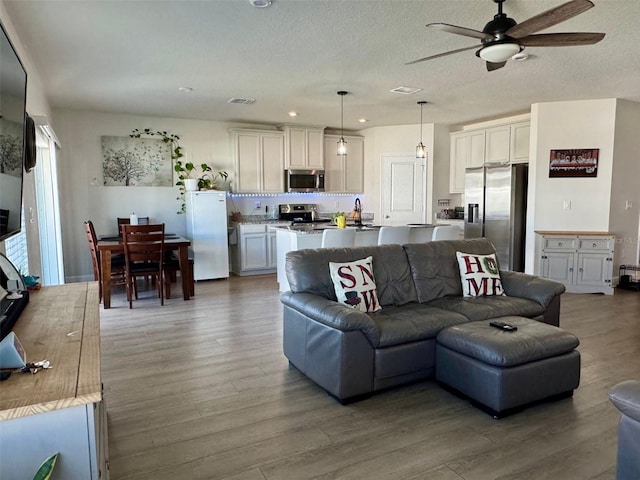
[537,231,615,295]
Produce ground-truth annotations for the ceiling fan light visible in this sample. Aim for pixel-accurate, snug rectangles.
[479,42,522,63]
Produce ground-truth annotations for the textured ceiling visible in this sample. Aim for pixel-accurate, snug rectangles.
[4,0,639,130]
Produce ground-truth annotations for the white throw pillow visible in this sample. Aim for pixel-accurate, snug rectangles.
[329,256,382,312]
[456,251,506,297]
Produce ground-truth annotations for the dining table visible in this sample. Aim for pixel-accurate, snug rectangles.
[97,234,192,309]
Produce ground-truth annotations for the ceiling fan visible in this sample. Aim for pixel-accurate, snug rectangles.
[407,0,605,71]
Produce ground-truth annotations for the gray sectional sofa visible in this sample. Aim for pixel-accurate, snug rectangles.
[281,239,568,404]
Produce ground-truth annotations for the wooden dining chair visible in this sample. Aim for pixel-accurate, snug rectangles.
[121,223,166,309]
[84,220,126,303]
[163,254,195,299]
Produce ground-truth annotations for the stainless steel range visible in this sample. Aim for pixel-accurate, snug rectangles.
[278,204,330,224]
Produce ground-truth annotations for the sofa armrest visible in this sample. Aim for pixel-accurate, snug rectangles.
[500,270,566,308]
[281,291,380,345]
[609,380,640,423]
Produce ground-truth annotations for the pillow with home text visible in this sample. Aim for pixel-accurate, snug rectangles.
[329,256,382,313]
[456,251,506,297]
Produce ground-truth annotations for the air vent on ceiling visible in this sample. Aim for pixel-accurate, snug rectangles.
[228,97,256,105]
[389,86,423,95]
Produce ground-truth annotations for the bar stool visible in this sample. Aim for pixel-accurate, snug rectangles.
[321,229,356,248]
[432,225,459,241]
[377,226,411,245]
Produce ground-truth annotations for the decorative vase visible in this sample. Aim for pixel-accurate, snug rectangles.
[184,178,198,191]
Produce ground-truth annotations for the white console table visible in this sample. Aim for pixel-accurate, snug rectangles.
[0,282,109,479]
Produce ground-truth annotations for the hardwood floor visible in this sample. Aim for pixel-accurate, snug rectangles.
[100,275,640,479]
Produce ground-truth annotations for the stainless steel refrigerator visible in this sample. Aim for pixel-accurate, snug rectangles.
[464,164,528,272]
[185,191,229,280]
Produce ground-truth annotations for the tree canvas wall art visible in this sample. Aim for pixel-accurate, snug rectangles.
[101,136,172,186]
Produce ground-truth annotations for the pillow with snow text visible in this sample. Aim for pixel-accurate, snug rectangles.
[456,251,506,297]
[329,256,382,313]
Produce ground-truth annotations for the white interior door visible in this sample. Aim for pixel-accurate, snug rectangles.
[381,154,427,225]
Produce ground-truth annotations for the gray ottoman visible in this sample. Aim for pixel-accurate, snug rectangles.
[435,316,580,417]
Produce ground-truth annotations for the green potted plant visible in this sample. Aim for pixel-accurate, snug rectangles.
[197,164,229,190]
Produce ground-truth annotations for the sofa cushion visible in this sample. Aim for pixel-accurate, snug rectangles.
[427,295,545,322]
[329,256,382,313]
[404,239,498,303]
[456,251,505,297]
[368,304,468,348]
[286,244,418,306]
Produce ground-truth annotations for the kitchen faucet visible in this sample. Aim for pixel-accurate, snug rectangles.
[353,198,363,226]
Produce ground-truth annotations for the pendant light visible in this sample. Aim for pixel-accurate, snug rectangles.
[337,91,348,156]
[416,101,427,159]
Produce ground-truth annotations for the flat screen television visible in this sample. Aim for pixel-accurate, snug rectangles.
[0,20,27,243]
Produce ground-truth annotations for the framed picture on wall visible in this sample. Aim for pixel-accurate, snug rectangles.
[549,149,599,178]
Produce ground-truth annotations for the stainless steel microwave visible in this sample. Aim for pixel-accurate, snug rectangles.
[285,169,325,192]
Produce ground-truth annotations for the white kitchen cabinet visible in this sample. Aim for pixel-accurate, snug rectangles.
[509,121,530,164]
[324,134,364,193]
[449,121,530,193]
[230,129,284,193]
[537,232,614,295]
[449,130,485,193]
[485,125,510,164]
[282,125,325,170]
[231,223,282,275]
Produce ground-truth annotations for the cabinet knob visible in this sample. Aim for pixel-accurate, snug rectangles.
[579,268,583,272]
[569,267,573,272]
[558,242,562,246]
[593,243,597,247]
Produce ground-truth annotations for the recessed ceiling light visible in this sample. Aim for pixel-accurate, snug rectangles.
[390,86,423,95]
[358,118,368,123]
[288,111,298,117]
[249,0,271,7]
[177,87,193,93]
[227,97,256,105]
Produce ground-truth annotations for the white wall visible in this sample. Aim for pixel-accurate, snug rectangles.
[609,100,640,268]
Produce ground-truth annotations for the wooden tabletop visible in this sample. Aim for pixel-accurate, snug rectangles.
[0,283,101,421]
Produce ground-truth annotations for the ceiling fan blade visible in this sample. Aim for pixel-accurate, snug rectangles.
[427,23,493,41]
[486,61,507,72]
[519,32,605,47]
[507,0,595,39]
[406,45,479,65]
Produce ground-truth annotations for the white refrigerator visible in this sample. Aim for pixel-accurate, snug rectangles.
[185,191,229,280]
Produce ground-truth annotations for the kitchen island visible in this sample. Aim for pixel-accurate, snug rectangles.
[274,224,437,291]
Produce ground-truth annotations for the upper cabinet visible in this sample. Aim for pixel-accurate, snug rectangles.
[324,134,364,193]
[485,126,510,164]
[449,121,530,193]
[230,129,285,193]
[282,125,325,170]
[449,130,485,194]
[509,121,531,164]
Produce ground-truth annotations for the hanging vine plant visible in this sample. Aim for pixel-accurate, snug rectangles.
[130,128,189,213]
